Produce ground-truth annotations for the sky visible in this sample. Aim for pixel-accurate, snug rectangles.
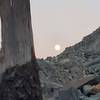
[0,0,100,58]
[30,0,100,58]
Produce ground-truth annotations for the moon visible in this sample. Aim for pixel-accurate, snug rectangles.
[54,44,61,51]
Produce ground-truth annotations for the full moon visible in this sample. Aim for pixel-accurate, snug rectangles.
[54,44,61,51]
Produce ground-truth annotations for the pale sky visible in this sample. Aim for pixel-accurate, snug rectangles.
[30,0,100,58]
[0,0,100,58]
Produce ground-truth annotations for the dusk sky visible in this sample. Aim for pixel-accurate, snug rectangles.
[0,0,100,58]
[30,0,100,58]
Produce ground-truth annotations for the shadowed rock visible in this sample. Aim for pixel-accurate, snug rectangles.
[0,61,42,100]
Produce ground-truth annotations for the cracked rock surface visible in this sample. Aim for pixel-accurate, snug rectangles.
[0,61,42,100]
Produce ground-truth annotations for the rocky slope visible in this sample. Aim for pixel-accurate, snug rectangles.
[37,27,100,99]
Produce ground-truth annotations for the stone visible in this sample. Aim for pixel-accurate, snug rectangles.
[55,88,80,100]
[0,61,42,100]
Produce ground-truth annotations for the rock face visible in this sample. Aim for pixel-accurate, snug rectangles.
[0,0,34,73]
[0,61,42,100]
[0,0,43,100]
[38,27,100,100]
